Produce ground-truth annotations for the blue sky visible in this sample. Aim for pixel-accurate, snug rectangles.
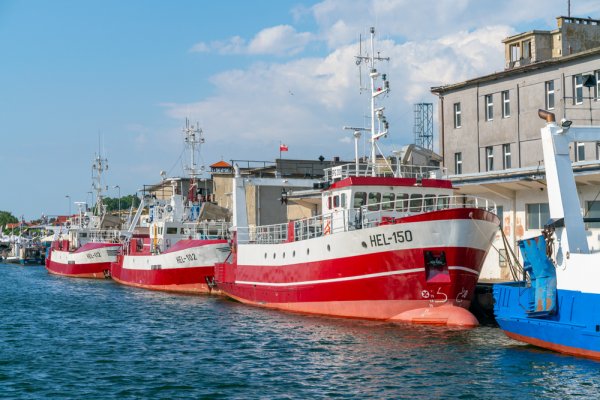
[2,0,600,219]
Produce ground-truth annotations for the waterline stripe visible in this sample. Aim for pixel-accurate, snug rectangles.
[448,266,479,275]
[236,268,425,287]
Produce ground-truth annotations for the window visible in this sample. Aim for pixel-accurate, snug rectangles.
[367,192,381,211]
[596,70,600,100]
[382,193,395,210]
[574,74,583,104]
[499,248,508,268]
[502,144,511,169]
[502,90,510,118]
[327,196,332,209]
[486,146,494,171]
[333,195,340,208]
[396,193,409,212]
[437,195,450,210]
[424,194,436,211]
[496,206,504,229]
[526,203,550,230]
[576,142,585,161]
[509,43,520,62]
[586,201,600,229]
[453,103,461,128]
[353,192,366,208]
[340,193,346,209]
[409,194,423,212]
[454,152,462,174]
[522,40,531,59]
[485,94,493,121]
[166,227,177,234]
[545,80,555,110]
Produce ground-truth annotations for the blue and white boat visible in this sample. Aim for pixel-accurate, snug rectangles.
[494,110,600,360]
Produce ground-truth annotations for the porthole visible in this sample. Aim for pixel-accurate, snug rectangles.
[307,248,310,255]
[264,253,267,258]
[293,250,296,257]
[273,253,276,259]
[361,242,367,248]
[327,244,331,252]
[283,252,286,258]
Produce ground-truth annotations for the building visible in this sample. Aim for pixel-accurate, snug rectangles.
[431,16,600,280]
[209,158,352,226]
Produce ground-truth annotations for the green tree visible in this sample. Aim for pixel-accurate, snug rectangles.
[100,195,141,212]
[0,210,18,233]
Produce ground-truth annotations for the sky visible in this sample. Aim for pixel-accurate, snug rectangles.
[2,0,600,219]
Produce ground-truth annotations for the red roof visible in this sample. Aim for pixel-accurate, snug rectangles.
[328,176,453,190]
[329,176,417,190]
[210,160,232,168]
[55,216,69,224]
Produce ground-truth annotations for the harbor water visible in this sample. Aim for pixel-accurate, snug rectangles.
[1,263,599,399]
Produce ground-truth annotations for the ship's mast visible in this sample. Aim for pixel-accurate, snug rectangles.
[91,149,108,217]
[183,118,205,203]
[354,27,390,177]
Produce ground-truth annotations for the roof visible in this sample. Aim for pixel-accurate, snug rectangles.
[431,46,600,94]
[210,160,232,168]
[328,176,453,190]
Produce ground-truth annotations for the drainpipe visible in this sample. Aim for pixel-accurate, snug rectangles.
[477,83,481,172]
[517,83,522,168]
[438,94,445,167]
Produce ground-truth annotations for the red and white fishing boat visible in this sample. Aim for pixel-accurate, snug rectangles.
[111,121,230,294]
[215,27,500,327]
[46,153,121,278]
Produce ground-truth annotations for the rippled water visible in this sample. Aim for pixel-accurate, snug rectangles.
[1,263,599,399]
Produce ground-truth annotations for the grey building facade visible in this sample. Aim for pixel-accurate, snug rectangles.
[430,16,600,280]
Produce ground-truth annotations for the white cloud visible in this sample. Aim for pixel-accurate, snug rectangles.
[189,42,209,53]
[175,0,600,162]
[248,25,313,56]
[168,22,512,162]
[189,25,313,56]
[310,0,600,48]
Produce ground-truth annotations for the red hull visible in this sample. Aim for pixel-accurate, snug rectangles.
[217,246,485,326]
[45,243,120,279]
[46,259,111,279]
[111,255,217,294]
[216,208,499,327]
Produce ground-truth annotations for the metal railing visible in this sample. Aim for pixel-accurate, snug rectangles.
[323,163,447,181]
[360,195,496,229]
[183,221,230,239]
[237,195,496,245]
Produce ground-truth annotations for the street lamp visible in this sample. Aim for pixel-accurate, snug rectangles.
[65,195,71,216]
[113,185,121,222]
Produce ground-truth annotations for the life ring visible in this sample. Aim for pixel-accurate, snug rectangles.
[324,219,331,235]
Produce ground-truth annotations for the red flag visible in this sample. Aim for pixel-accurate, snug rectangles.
[279,144,288,152]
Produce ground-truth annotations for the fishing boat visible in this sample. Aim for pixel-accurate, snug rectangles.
[494,110,600,359]
[45,153,121,278]
[214,27,500,327]
[2,236,45,265]
[110,121,230,294]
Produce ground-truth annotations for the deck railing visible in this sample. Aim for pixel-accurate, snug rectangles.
[237,195,496,245]
[183,221,230,239]
[323,163,447,181]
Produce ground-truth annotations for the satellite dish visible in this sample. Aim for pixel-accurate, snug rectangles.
[160,170,167,180]
[166,205,173,212]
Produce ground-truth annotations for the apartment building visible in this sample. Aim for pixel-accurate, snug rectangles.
[431,16,600,280]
